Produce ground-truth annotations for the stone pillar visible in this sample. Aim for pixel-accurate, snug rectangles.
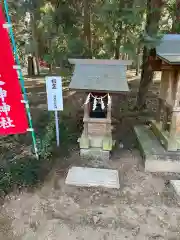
[156,70,169,125]
[84,103,89,137]
[167,71,180,151]
[162,106,169,131]
[106,95,112,136]
[156,98,163,123]
[107,101,111,120]
[168,110,180,151]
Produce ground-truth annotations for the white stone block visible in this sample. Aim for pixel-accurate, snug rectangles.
[65,167,120,189]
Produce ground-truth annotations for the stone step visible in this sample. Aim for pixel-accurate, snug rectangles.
[134,125,180,173]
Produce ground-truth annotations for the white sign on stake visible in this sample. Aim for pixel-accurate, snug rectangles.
[45,76,63,146]
[46,76,63,111]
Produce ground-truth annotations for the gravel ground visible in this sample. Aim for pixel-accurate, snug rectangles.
[0,148,180,240]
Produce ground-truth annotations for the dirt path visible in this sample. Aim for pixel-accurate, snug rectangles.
[1,148,180,239]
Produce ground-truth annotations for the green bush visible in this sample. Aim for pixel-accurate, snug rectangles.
[0,112,75,195]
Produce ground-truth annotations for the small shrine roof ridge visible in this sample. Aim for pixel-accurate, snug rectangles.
[68,58,131,93]
[156,34,180,64]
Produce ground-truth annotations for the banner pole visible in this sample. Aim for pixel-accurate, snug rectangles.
[3,0,39,159]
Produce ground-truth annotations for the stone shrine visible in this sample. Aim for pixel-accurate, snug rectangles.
[68,59,132,160]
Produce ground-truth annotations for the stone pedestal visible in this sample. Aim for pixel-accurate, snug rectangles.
[78,92,115,161]
[78,129,114,161]
[80,148,110,161]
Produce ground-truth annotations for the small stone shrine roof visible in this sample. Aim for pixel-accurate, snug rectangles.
[68,59,132,93]
[156,34,180,64]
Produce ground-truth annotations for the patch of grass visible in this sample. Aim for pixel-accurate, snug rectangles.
[0,110,79,196]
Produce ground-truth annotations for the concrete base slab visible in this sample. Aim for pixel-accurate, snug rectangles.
[171,180,180,200]
[80,148,110,161]
[65,166,120,189]
[134,125,180,173]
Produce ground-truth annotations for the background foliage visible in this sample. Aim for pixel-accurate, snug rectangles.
[9,0,178,67]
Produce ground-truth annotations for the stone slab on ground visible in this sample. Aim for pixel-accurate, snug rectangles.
[134,125,180,173]
[65,166,120,189]
[171,180,180,200]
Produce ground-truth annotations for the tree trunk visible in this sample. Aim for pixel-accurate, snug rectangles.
[177,0,180,25]
[136,47,141,76]
[83,0,92,58]
[114,21,123,59]
[48,63,53,73]
[136,0,164,109]
[34,56,40,75]
[47,39,53,73]
[30,12,40,75]
[27,55,35,77]
[172,0,180,32]
[136,46,153,108]
[114,35,121,59]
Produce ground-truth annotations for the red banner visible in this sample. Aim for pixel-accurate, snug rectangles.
[0,6,28,135]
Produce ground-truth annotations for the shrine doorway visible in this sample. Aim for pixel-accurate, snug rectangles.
[89,92,107,119]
